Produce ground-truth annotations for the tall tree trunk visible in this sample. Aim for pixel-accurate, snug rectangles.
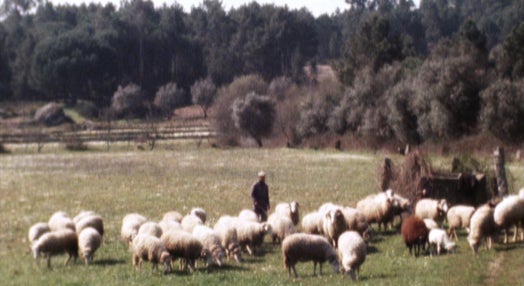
[493,146,508,197]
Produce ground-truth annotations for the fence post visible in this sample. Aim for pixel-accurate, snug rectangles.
[493,146,508,197]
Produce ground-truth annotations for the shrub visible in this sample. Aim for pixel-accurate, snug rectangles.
[154,82,185,118]
[232,92,276,147]
[191,78,217,118]
[111,83,145,118]
[268,76,293,101]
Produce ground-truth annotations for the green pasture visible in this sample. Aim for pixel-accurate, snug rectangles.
[0,146,523,285]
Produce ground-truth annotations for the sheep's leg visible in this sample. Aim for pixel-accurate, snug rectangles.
[513,224,518,243]
[486,237,492,250]
[246,245,254,256]
[319,262,323,275]
[437,244,441,256]
[503,229,508,244]
[64,254,72,266]
[46,254,52,268]
[313,261,317,276]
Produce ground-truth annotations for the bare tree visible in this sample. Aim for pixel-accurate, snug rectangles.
[191,78,217,118]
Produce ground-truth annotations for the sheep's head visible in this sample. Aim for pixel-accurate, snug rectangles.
[438,199,449,213]
[290,201,299,213]
[327,251,340,274]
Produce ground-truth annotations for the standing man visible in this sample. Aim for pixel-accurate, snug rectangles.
[251,171,270,222]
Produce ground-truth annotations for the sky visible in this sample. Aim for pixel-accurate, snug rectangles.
[49,0,421,17]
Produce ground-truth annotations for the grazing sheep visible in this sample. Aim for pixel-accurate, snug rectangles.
[519,188,524,198]
[274,201,300,225]
[387,193,413,229]
[138,222,163,238]
[236,221,272,255]
[214,217,243,262]
[415,198,449,225]
[282,233,339,278]
[267,213,296,244]
[78,227,102,265]
[401,216,429,257]
[341,207,373,242]
[318,202,342,215]
[468,203,497,254]
[494,195,524,243]
[161,230,204,272]
[428,228,456,256]
[28,222,50,246]
[181,214,203,233]
[447,205,475,240]
[73,211,97,224]
[192,225,225,267]
[121,213,147,244]
[158,220,182,234]
[162,211,183,223]
[131,234,172,274]
[301,211,324,235]
[75,215,104,236]
[48,211,75,232]
[190,207,207,224]
[423,219,439,230]
[32,229,79,268]
[337,231,367,281]
[322,208,348,248]
[356,192,395,231]
[238,209,259,222]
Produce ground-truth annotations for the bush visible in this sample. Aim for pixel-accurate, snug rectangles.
[232,92,276,147]
[191,78,217,118]
[111,83,145,118]
[154,82,185,118]
[34,103,73,126]
[268,76,293,101]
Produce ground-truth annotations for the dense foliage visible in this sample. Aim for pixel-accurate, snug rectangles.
[1,0,524,144]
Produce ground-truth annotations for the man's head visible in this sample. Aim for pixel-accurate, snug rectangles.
[258,171,266,182]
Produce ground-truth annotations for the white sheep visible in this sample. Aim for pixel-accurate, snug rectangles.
[322,208,348,248]
[428,228,456,256]
[236,221,271,255]
[32,229,79,268]
[274,201,300,225]
[75,214,104,236]
[341,207,373,242]
[73,210,97,224]
[301,211,324,235]
[519,188,524,198]
[468,203,497,254]
[423,219,439,230]
[494,195,524,243]
[387,193,413,229]
[415,198,449,225]
[446,205,475,240]
[190,207,207,224]
[138,222,163,238]
[238,209,259,222]
[192,225,225,267]
[78,227,102,265]
[28,222,50,246]
[267,213,296,244]
[158,220,182,234]
[162,211,183,223]
[213,216,243,262]
[282,233,339,278]
[121,213,147,244]
[131,234,172,274]
[356,192,395,231]
[337,231,366,281]
[161,230,204,272]
[48,211,75,232]
[181,214,203,233]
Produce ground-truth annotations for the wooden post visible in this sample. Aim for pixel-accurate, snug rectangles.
[381,157,393,191]
[493,146,508,197]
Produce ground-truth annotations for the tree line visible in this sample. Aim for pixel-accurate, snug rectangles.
[0,0,523,146]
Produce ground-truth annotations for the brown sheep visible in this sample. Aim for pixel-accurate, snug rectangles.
[401,216,429,257]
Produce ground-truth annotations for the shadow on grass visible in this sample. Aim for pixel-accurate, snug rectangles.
[92,258,126,266]
[494,242,524,252]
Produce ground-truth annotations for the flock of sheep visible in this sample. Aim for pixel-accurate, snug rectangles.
[27,188,524,280]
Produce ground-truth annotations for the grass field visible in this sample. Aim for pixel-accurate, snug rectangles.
[1,145,523,285]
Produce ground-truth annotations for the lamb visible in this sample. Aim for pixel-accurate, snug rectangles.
[161,230,204,272]
[73,210,97,224]
[341,207,373,242]
[428,228,455,256]
[415,198,449,225]
[301,211,324,235]
[213,216,243,262]
[131,234,172,274]
[493,195,524,243]
[190,207,207,224]
[48,211,75,232]
[75,214,104,236]
[192,225,225,267]
[267,213,296,244]
[238,209,259,222]
[337,231,367,281]
[274,201,300,225]
[121,213,147,244]
[28,222,50,246]
[356,192,395,231]
[181,214,203,233]
[322,208,348,248]
[78,227,102,265]
[423,219,439,230]
[401,216,429,257]
[162,211,183,223]
[236,221,272,255]
[138,222,163,238]
[32,229,79,268]
[468,203,497,254]
[446,205,475,240]
[281,233,339,278]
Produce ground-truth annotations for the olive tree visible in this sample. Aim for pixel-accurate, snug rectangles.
[191,78,216,118]
[232,92,275,147]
